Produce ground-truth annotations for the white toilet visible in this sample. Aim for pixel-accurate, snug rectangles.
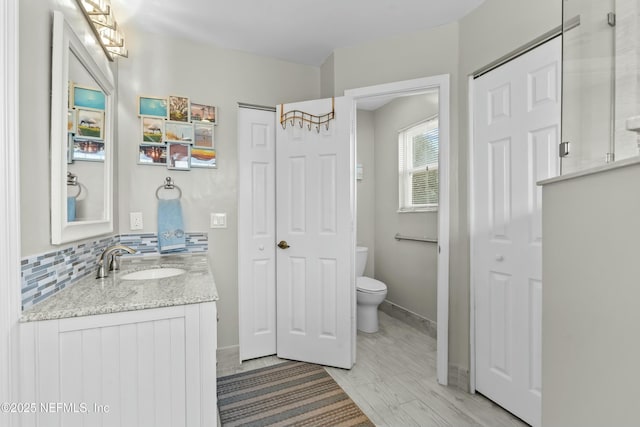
[356,246,388,333]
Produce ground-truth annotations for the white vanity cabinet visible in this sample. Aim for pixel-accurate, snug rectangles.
[19,302,217,427]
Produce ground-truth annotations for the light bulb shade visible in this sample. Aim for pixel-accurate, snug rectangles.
[76,0,127,61]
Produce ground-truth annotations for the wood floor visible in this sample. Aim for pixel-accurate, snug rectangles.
[217,311,528,427]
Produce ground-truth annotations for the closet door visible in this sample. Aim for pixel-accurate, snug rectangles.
[472,37,561,427]
[237,98,355,369]
[237,106,277,361]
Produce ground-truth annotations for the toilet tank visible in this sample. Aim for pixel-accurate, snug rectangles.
[356,246,368,277]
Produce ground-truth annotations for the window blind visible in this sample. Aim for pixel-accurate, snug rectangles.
[398,117,439,211]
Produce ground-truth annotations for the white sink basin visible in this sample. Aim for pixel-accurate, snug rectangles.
[121,267,186,281]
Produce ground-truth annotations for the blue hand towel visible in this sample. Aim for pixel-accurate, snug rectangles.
[157,199,186,253]
[67,197,76,222]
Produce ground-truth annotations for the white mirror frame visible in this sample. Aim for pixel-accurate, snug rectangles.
[50,11,114,244]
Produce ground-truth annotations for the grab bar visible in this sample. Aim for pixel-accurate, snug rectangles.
[394,233,437,244]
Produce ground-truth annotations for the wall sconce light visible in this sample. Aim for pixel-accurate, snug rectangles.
[76,0,128,61]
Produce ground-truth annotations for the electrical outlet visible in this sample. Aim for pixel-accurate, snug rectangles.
[130,212,143,230]
[210,213,227,229]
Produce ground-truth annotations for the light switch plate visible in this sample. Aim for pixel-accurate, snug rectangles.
[210,213,227,229]
[626,115,640,132]
[130,212,143,230]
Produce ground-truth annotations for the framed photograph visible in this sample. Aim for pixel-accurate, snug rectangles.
[72,84,106,111]
[67,109,76,134]
[68,81,73,109]
[72,138,105,162]
[165,120,193,143]
[190,102,217,124]
[76,109,104,140]
[138,143,167,165]
[138,96,168,118]
[167,143,191,170]
[141,117,164,143]
[194,122,214,147]
[191,147,216,169]
[169,95,190,122]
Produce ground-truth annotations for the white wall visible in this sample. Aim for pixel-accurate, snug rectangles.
[332,23,460,97]
[19,0,118,256]
[356,110,375,277]
[372,94,439,321]
[542,162,640,426]
[116,27,320,348]
[19,0,67,254]
[320,53,335,99]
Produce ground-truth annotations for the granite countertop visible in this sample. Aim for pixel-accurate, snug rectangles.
[21,253,218,322]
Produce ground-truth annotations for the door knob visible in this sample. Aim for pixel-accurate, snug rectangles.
[495,255,504,262]
[277,240,290,249]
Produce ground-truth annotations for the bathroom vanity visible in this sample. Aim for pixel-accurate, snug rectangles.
[19,253,218,427]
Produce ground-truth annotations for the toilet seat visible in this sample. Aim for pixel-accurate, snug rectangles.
[356,277,387,294]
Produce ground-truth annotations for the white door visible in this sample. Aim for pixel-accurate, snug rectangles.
[237,106,277,361]
[275,97,355,369]
[472,37,561,426]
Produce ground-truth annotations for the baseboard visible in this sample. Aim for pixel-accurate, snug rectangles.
[217,345,239,359]
[448,363,470,392]
[217,344,239,353]
[379,300,437,339]
[216,345,239,372]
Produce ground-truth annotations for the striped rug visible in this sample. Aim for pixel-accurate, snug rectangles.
[217,361,374,427]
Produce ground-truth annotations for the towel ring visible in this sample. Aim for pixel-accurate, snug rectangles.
[67,183,82,199]
[155,177,182,200]
[67,172,82,198]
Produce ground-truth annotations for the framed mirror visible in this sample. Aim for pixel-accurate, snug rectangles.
[50,11,114,244]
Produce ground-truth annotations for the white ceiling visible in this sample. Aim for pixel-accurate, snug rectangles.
[112,0,484,66]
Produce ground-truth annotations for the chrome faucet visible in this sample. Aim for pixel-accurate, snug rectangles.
[96,244,136,278]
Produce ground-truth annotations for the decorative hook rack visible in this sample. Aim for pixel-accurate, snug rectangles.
[280,97,335,133]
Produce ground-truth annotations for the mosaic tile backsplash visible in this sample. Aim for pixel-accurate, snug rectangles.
[21,232,208,310]
[119,232,208,255]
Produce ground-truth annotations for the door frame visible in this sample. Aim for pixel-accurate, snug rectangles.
[1,0,22,422]
[468,75,478,393]
[345,75,451,385]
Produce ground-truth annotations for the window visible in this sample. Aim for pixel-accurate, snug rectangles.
[398,117,439,212]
